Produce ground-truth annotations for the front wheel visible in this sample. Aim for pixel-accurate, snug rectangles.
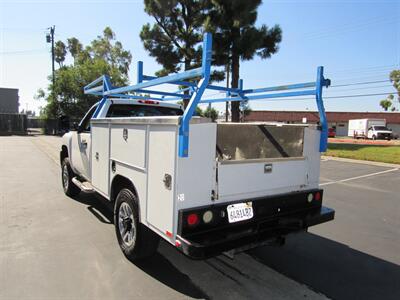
[372,135,376,140]
[61,158,80,197]
[114,188,160,261]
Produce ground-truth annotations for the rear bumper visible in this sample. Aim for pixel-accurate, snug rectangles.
[176,191,335,259]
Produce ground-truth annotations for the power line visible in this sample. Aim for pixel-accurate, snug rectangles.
[0,48,48,55]
[326,92,396,99]
[331,80,390,88]
[333,74,392,83]
[328,68,396,78]
[328,64,398,74]
[303,15,398,41]
[328,84,393,92]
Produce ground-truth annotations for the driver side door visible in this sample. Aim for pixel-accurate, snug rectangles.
[71,105,97,181]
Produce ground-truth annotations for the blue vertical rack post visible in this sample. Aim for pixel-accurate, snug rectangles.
[84,32,331,158]
[178,33,212,157]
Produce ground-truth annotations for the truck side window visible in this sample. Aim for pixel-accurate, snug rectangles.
[79,105,98,132]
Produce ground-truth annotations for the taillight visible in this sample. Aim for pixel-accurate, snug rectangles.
[138,100,159,105]
[314,192,321,201]
[187,213,199,226]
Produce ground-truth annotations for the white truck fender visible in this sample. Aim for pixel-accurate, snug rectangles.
[60,131,78,174]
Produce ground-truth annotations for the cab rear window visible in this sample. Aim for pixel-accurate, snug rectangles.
[106,104,183,117]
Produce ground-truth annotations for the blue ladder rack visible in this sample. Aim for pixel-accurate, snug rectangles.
[84,32,331,157]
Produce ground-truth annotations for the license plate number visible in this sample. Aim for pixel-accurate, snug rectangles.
[227,202,254,223]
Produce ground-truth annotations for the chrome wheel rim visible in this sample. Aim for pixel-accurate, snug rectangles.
[62,164,69,190]
[118,202,135,247]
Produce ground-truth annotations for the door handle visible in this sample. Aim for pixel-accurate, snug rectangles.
[81,139,87,144]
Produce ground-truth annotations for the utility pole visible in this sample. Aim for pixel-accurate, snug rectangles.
[46,25,58,119]
[46,26,55,96]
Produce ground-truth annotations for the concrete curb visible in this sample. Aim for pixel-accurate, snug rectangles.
[321,155,400,168]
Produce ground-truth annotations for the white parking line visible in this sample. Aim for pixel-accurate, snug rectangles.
[320,168,399,186]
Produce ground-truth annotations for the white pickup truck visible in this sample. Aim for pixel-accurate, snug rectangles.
[348,118,393,140]
[60,33,334,261]
[60,98,334,261]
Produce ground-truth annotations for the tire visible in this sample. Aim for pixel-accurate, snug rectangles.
[114,188,160,261]
[372,135,376,140]
[61,158,80,197]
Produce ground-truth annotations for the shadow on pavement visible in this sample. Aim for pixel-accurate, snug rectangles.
[67,193,400,300]
[70,192,114,224]
[68,193,209,299]
[134,253,209,299]
[248,232,400,300]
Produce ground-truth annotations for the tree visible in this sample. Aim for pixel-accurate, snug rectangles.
[390,70,400,96]
[380,95,393,111]
[140,0,224,107]
[379,70,400,111]
[38,27,132,119]
[203,106,219,121]
[240,100,252,121]
[197,106,219,121]
[67,37,83,62]
[205,0,282,122]
[177,100,219,121]
[140,0,206,77]
[54,41,67,67]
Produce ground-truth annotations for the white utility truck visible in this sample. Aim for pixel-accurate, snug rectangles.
[60,33,334,260]
[348,118,393,140]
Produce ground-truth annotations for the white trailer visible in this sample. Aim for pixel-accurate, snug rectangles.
[60,33,334,260]
[348,119,393,140]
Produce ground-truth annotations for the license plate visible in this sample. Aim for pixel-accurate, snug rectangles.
[227,202,254,223]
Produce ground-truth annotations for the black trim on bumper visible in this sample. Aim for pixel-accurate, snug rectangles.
[177,206,334,259]
[176,189,335,259]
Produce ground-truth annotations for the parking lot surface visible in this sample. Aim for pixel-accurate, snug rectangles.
[1,135,399,300]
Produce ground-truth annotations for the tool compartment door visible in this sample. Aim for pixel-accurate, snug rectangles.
[217,159,307,201]
[146,125,177,235]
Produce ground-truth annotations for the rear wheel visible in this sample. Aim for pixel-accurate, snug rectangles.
[61,158,80,197]
[114,188,160,261]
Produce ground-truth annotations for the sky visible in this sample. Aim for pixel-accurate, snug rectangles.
[0,0,399,115]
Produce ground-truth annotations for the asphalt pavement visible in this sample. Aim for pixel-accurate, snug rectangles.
[1,135,399,300]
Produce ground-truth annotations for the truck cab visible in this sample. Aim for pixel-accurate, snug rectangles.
[62,99,183,182]
[367,125,393,140]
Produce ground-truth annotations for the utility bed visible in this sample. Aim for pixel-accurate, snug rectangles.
[90,117,333,258]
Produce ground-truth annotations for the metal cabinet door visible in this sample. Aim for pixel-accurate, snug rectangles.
[146,125,176,235]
